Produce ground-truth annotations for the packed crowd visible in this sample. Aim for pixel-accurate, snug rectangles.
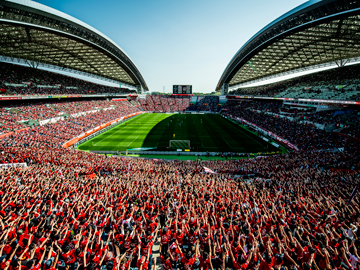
[0,100,133,134]
[224,101,282,114]
[0,90,359,270]
[0,63,135,95]
[341,125,360,141]
[299,111,360,140]
[297,111,348,125]
[227,100,360,141]
[1,101,140,149]
[222,101,359,153]
[195,97,220,112]
[138,96,190,113]
[0,147,359,270]
[278,109,360,140]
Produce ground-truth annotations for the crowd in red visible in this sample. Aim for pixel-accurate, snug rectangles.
[0,100,134,134]
[1,100,140,148]
[0,91,359,270]
[222,101,359,156]
[0,145,359,270]
[0,63,135,96]
[223,100,360,142]
[139,96,190,113]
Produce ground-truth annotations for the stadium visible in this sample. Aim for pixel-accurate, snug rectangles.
[0,0,359,270]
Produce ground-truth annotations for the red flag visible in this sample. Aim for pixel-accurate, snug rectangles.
[203,167,216,174]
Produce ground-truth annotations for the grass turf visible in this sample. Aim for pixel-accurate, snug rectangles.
[77,113,279,153]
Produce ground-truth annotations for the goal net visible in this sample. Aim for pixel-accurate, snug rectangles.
[169,140,190,150]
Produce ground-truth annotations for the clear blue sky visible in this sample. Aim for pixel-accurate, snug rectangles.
[35,0,307,93]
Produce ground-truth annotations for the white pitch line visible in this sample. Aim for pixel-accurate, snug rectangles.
[92,115,147,146]
[93,123,133,146]
[93,113,170,147]
[126,134,140,146]
[93,129,118,146]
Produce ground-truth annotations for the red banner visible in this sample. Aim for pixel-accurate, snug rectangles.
[330,168,360,173]
[335,132,360,142]
[0,97,22,100]
[227,114,299,151]
[0,127,29,140]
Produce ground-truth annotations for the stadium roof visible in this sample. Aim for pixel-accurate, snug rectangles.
[216,0,360,91]
[0,0,148,91]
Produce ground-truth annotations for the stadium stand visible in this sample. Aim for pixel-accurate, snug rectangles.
[229,64,360,100]
[222,100,360,151]
[1,100,141,148]
[196,96,220,112]
[1,1,360,270]
[1,88,360,270]
[0,99,135,134]
[1,98,360,270]
[1,35,360,270]
[229,100,360,141]
[138,95,190,112]
[0,63,135,96]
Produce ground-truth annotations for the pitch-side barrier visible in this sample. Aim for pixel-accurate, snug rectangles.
[89,150,281,157]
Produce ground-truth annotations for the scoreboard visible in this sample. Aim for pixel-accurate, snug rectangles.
[173,85,192,94]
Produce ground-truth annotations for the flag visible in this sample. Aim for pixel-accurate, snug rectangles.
[169,242,177,249]
[203,167,216,174]
[169,242,179,253]
[349,185,358,204]
[87,173,96,179]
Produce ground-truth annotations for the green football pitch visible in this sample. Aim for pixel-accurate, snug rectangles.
[77,113,279,153]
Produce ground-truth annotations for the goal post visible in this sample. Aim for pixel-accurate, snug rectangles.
[169,140,190,150]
